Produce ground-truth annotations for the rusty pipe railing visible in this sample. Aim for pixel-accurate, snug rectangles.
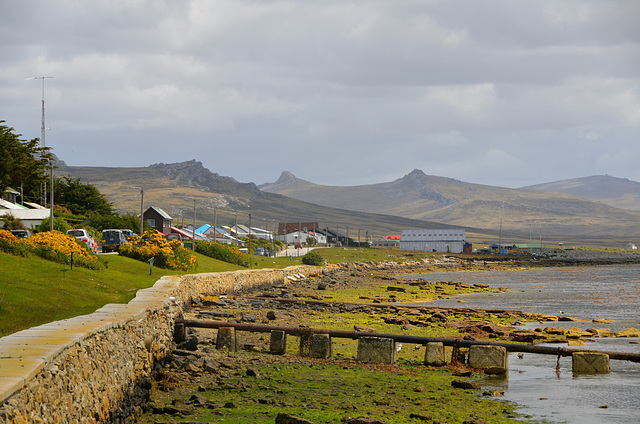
[175,319,640,363]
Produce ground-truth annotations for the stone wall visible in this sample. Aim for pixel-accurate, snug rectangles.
[0,266,320,423]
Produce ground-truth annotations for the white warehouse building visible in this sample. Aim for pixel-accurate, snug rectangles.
[399,229,466,253]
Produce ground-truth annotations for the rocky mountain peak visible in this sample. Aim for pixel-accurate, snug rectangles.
[149,160,215,188]
[259,171,314,192]
[148,160,263,197]
[275,171,297,184]
[393,169,429,190]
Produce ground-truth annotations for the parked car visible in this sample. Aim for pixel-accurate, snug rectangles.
[167,233,183,245]
[120,229,136,240]
[254,247,265,256]
[10,229,32,238]
[67,229,98,254]
[101,229,127,253]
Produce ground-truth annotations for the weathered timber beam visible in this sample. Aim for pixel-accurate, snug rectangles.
[175,319,640,363]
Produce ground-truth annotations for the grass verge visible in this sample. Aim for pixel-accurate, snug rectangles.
[0,251,244,336]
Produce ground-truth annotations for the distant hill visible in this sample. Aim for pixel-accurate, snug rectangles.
[260,169,640,245]
[522,175,640,212]
[57,161,492,243]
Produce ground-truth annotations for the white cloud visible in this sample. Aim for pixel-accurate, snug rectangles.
[0,0,638,188]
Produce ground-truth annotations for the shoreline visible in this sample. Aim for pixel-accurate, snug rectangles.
[135,253,640,423]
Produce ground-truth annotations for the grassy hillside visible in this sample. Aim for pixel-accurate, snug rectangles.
[523,175,640,212]
[0,246,445,337]
[58,163,499,243]
[262,169,640,246]
[0,251,244,336]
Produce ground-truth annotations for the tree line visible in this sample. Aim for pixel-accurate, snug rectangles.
[0,120,142,234]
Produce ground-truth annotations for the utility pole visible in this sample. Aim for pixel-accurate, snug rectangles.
[49,161,54,231]
[130,187,144,236]
[213,209,217,244]
[192,199,196,251]
[248,212,252,260]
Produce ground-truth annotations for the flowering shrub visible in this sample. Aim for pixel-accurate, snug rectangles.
[0,229,103,270]
[195,240,248,267]
[119,230,197,271]
[0,229,27,257]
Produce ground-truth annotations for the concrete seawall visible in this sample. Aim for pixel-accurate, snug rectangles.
[0,266,320,423]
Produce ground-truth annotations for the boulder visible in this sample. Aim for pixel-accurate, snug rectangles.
[616,327,640,337]
[275,412,316,424]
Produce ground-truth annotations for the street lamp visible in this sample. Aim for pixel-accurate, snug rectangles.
[27,76,53,207]
[130,187,144,236]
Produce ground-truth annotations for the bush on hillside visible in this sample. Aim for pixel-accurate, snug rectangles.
[0,215,26,230]
[302,250,324,266]
[35,217,70,234]
[119,230,197,271]
[195,240,249,267]
[0,229,29,257]
[19,230,103,270]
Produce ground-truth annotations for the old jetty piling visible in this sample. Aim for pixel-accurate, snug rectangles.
[176,319,640,368]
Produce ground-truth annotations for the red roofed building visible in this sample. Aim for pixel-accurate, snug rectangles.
[372,235,400,247]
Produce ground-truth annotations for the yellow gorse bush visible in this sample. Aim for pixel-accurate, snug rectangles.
[22,230,98,262]
[0,229,17,244]
[0,229,102,269]
[119,230,197,271]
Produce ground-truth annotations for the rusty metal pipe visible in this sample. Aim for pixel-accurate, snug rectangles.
[175,319,640,363]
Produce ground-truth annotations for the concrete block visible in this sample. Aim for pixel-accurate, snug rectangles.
[310,334,332,359]
[0,377,24,403]
[173,322,186,343]
[270,330,287,355]
[215,327,236,351]
[468,345,508,372]
[424,342,445,366]
[299,330,314,356]
[356,337,396,364]
[572,352,610,374]
[0,357,46,381]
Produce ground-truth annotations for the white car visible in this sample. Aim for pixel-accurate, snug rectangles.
[67,229,98,254]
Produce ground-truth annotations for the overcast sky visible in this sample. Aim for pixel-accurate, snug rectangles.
[1,1,639,188]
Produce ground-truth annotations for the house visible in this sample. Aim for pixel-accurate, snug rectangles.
[250,227,273,240]
[278,222,319,236]
[193,224,233,244]
[399,229,467,254]
[372,235,400,247]
[283,230,326,246]
[1,188,20,204]
[143,206,172,234]
[0,199,50,229]
[314,227,349,246]
[170,226,208,242]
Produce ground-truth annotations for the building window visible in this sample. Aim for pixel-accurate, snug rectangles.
[147,219,155,227]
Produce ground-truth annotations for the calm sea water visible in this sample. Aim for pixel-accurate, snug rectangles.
[403,264,640,424]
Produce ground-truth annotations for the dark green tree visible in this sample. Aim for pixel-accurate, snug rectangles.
[89,212,146,233]
[35,216,70,233]
[0,214,26,230]
[54,176,114,216]
[0,121,53,196]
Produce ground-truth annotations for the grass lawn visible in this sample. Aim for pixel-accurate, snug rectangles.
[0,251,246,337]
[0,247,445,337]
